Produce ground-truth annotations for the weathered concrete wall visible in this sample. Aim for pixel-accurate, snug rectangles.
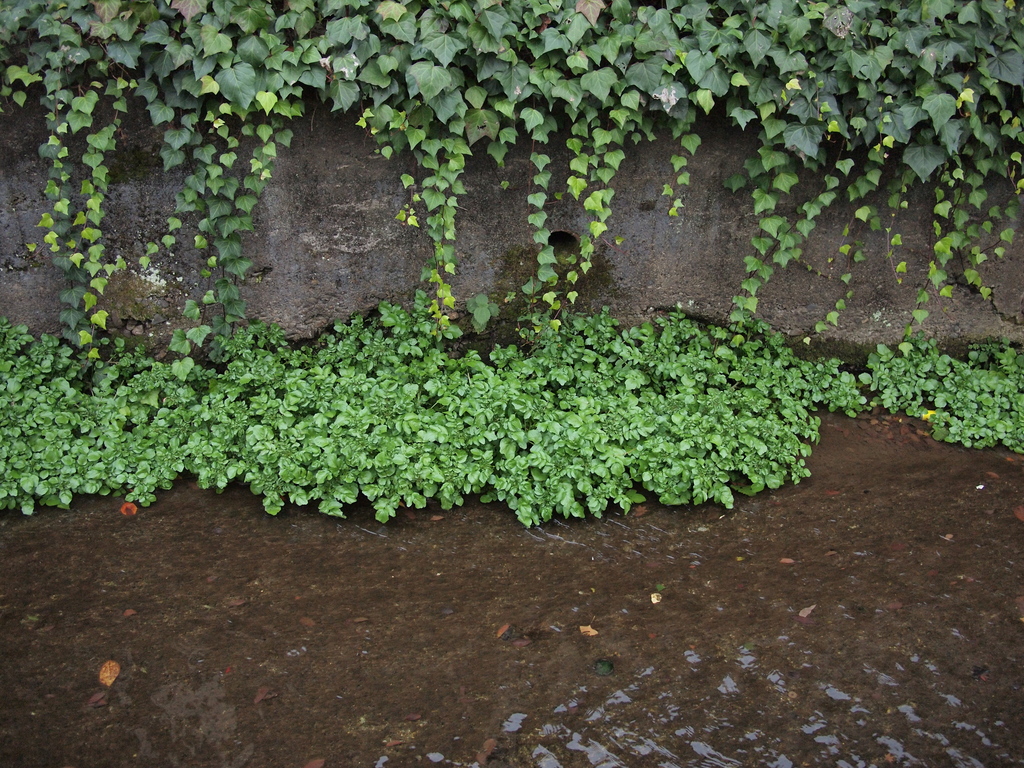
[2,99,1022,352]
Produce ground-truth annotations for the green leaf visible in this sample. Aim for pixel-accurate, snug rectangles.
[422,33,465,68]
[580,68,617,103]
[407,61,452,101]
[200,25,233,57]
[782,123,822,158]
[984,50,1024,85]
[921,92,956,128]
[255,91,278,114]
[215,62,258,110]
[903,144,947,181]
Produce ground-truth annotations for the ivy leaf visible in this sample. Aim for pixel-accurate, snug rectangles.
[782,123,822,158]
[200,25,233,57]
[922,92,956,129]
[984,51,1024,85]
[170,0,206,22]
[376,0,407,21]
[903,144,947,181]
[215,62,258,110]
[465,109,499,145]
[580,68,617,103]
[91,0,121,24]
[407,61,452,101]
[743,29,771,67]
[422,33,465,68]
[576,0,606,25]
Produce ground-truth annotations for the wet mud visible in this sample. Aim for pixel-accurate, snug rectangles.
[1,411,1023,767]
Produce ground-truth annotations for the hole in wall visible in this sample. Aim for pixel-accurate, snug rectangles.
[547,230,580,252]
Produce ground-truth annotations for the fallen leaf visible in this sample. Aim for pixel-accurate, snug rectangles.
[650,593,662,604]
[98,660,120,687]
[299,617,315,627]
[430,515,444,521]
[779,558,795,564]
[476,737,498,764]
[87,691,107,708]
[254,686,278,705]
[496,623,511,639]
[351,617,369,623]
[122,609,137,617]
[511,637,532,647]
[631,505,647,517]
[1014,506,1024,523]
[225,597,246,607]
[579,625,599,636]
[404,713,421,721]
[120,502,138,516]
[798,605,816,618]
[302,760,326,768]
[941,533,954,541]
[825,550,838,557]
[985,471,1000,479]
[824,490,841,496]
[886,602,904,611]
[384,740,404,747]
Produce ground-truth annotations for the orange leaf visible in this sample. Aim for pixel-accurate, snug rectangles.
[496,623,511,639]
[779,558,795,564]
[430,515,444,521]
[299,617,315,627]
[1014,506,1024,523]
[120,502,138,516]
[579,625,599,636]
[476,738,498,764]
[98,660,120,687]
[122,608,137,617]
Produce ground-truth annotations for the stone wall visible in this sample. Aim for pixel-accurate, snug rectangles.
[2,100,1022,353]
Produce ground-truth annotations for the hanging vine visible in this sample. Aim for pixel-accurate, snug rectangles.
[0,0,1021,357]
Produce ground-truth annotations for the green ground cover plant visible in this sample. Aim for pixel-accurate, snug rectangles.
[2,300,1021,525]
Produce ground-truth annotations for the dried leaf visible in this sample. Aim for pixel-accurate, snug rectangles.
[385,740,404,747]
[225,597,246,607]
[253,687,279,705]
[98,660,120,687]
[798,604,816,618]
[496,623,511,639]
[576,0,605,25]
[650,593,662,604]
[87,691,108,707]
[299,617,315,627]
[579,625,599,636]
[351,617,369,623]
[430,515,444,521]
[122,608,137,617]
[779,558,795,564]
[1014,506,1024,523]
[824,490,841,496]
[404,713,421,721]
[631,504,647,517]
[302,760,326,768]
[120,502,138,516]
[511,637,532,647]
[476,737,498,764]
[985,471,1000,479]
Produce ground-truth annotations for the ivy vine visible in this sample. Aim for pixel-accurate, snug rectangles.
[1,0,1022,351]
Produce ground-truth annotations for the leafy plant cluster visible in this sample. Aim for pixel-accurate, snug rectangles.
[863,336,1024,451]
[1,0,1021,349]
[0,297,867,523]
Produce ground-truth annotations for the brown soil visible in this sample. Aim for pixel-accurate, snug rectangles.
[2,411,1024,768]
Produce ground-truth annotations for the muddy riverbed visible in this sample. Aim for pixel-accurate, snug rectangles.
[2,410,1023,767]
